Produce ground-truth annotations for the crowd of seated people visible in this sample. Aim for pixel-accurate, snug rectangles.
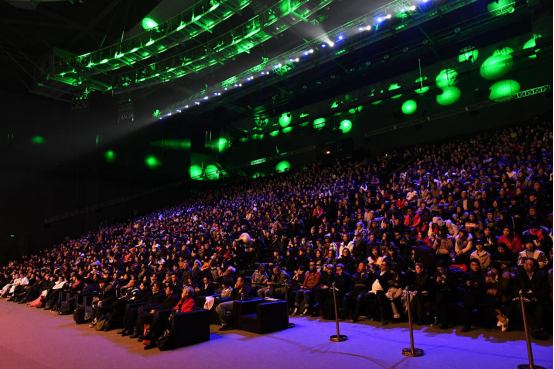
[0,119,552,345]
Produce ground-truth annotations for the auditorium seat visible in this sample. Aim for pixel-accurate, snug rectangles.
[234,299,289,334]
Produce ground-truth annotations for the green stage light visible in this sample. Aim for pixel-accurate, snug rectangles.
[239,137,249,143]
[487,0,515,17]
[436,69,458,89]
[282,127,293,133]
[145,155,161,168]
[253,172,262,179]
[205,164,219,180]
[480,50,513,80]
[339,119,352,133]
[189,165,204,180]
[415,77,430,94]
[276,160,290,172]
[458,46,479,63]
[217,137,228,152]
[104,150,116,163]
[523,34,542,59]
[389,83,402,99]
[300,121,310,128]
[489,80,520,101]
[252,134,264,140]
[142,17,159,30]
[401,100,417,115]
[31,136,45,145]
[270,130,279,137]
[436,87,461,106]
[371,100,382,105]
[313,118,326,130]
[279,112,292,127]
[151,139,191,150]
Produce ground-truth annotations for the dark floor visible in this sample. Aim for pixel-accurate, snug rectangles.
[0,300,551,369]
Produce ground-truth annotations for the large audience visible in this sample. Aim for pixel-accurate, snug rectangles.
[1,119,552,349]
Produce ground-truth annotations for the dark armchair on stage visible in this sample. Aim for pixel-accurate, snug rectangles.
[140,303,211,348]
[233,298,289,334]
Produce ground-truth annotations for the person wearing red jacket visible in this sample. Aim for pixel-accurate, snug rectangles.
[498,226,523,254]
[404,208,422,230]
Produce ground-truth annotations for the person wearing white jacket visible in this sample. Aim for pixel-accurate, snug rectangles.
[428,217,459,239]
[518,240,548,269]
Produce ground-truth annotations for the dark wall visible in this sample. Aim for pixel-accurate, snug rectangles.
[0,90,198,263]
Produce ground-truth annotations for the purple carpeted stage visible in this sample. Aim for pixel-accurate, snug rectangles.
[0,300,551,369]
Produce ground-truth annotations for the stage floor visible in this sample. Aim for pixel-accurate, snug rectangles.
[0,300,551,369]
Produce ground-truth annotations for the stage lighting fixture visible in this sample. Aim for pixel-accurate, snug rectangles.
[386,14,392,19]
[295,58,299,62]
[313,117,326,130]
[479,50,513,80]
[523,34,542,58]
[409,5,416,10]
[436,69,458,88]
[279,112,292,127]
[436,86,461,105]
[309,49,314,53]
[401,100,418,115]
[322,44,327,48]
[145,155,161,168]
[377,17,382,22]
[104,150,116,163]
[185,105,189,108]
[205,165,220,180]
[141,17,158,30]
[338,35,344,40]
[189,165,204,180]
[204,96,208,100]
[31,136,45,145]
[489,80,520,101]
[339,119,353,133]
[415,76,430,94]
[276,160,291,172]
[328,42,334,47]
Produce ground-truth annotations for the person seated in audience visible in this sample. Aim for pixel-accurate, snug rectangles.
[287,266,305,313]
[364,260,394,325]
[217,280,233,299]
[120,282,164,337]
[512,258,549,340]
[492,243,516,270]
[251,265,268,296]
[133,284,179,340]
[459,259,485,332]
[518,239,548,269]
[408,263,433,325]
[312,264,335,317]
[292,261,320,315]
[430,261,458,329]
[454,230,473,266]
[498,226,523,254]
[470,240,491,271]
[216,277,252,331]
[341,262,371,322]
[143,286,196,350]
[258,266,291,299]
